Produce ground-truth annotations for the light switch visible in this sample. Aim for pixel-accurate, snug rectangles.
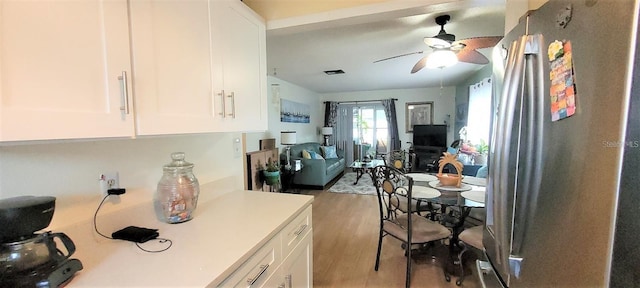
[233,138,241,158]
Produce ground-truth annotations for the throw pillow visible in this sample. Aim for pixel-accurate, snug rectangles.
[321,146,338,159]
[309,150,324,160]
[302,150,311,159]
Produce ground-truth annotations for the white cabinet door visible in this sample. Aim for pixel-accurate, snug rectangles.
[129,0,222,135]
[0,0,134,141]
[211,0,267,132]
[281,229,313,288]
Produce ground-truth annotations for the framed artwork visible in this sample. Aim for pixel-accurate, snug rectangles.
[280,99,310,123]
[406,101,433,132]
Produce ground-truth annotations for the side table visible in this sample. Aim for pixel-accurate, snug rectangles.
[281,165,302,193]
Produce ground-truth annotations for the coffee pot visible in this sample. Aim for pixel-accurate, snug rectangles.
[0,196,83,287]
[0,231,76,274]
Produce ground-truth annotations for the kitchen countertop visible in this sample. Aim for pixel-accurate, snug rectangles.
[61,181,314,287]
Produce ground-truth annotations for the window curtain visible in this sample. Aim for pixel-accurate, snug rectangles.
[324,101,339,146]
[381,99,400,151]
[324,101,338,127]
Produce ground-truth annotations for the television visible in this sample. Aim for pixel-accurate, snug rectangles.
[412,124,448,148]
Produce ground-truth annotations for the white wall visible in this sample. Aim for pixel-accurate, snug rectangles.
[321,87,456,151]
[0,133,244,229]
[245,76,323,152]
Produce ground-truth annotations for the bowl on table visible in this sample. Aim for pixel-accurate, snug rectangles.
[436,173,462,187]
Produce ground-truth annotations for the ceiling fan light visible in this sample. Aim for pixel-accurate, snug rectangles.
[426,50,458,69]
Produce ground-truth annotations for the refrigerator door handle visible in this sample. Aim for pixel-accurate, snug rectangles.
[497,35,527,278]
[487,35,521,274]
[509,35,545,277]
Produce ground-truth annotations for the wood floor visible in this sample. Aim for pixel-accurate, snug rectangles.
[303,189,482,288]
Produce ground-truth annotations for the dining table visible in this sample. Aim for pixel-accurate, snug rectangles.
[406,173,487,276]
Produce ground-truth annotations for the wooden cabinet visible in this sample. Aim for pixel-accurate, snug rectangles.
[0,0,134,141]
[0,0,266,141]
[218,206,313,288]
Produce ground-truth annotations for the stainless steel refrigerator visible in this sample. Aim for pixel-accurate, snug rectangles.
[480,0,640,287]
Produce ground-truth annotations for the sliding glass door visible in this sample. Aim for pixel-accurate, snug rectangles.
[335,103,387,164]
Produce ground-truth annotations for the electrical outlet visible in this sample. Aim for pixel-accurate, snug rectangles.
[99,172,119,194]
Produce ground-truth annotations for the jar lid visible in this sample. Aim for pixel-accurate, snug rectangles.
[163,152,194,170]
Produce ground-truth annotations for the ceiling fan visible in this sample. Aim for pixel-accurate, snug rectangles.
[374,15,503,73]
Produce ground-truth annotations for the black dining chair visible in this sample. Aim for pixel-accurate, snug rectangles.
[372,165,452,288]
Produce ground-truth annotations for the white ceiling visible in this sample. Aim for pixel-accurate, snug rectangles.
[265,3,506,94]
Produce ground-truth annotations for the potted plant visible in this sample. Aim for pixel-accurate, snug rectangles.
[263,159,281,185]
[474,139,489,165]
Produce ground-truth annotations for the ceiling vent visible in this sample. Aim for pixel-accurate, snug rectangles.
[324,69,345,75]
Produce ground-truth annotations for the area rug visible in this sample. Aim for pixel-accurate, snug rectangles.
[328,172,376,195]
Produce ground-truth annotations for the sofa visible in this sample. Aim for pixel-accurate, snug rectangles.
[285,142,346,189]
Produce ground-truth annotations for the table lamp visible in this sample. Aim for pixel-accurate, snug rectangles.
[321,126,333,146]
[281,131,297,169]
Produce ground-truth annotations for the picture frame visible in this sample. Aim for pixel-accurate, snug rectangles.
[280,99,310,123]
[406,101,434,132]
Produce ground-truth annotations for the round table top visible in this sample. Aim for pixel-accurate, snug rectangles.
[461,189,485,203]
[412,183,485,208]
[461,176,487,187]
[411,185,441,199]
[405,173,438,182]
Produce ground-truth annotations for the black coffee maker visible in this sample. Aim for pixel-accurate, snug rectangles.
[0,196,83,287]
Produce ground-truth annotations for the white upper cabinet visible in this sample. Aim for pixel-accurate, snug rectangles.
[0,0,266,142]
[129,0,221,135]
[211,0,267,132]
[0,0,135,142]
[131,0,266,135]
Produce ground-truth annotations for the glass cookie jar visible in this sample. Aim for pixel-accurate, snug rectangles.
[156,152,200,224]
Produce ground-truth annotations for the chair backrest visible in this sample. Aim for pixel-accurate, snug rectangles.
[371,165,415,222]
[388,150,406,171]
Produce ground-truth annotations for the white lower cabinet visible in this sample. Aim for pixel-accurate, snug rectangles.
[217,235,281,287]
[280,229,313,288]
[217,206,313,288]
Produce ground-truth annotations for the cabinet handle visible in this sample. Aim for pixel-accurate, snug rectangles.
[294,224,308,237]
[285,274,292,288]
[278,284,285,288]
[246,264,269,286]
[117,71,129,115]
[218,90,226,118]
[227,92,236,118]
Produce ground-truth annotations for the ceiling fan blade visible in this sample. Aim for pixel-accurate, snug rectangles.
[373,51,423,63]
[457,49,490,65]
[411,57,427,74]
[453,36,503,51]
[424,37,451,49]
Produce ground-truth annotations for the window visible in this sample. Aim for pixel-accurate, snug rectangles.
[353,105,387,154]
[466,78,491,149]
